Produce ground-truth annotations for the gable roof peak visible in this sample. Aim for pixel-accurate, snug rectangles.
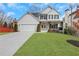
[48,5,52,9]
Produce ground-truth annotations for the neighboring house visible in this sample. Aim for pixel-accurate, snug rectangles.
[63,6,79,32]
[73,9,79,32]
[18,6,63,32]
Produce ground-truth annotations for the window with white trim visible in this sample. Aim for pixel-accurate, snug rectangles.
[54,15,59,19]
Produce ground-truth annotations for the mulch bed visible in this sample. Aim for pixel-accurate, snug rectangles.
[67,40,79,47]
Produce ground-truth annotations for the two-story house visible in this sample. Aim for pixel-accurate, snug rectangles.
[18,6,63,32]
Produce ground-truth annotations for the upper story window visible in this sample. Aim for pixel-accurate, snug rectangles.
[54,15,59,19]
[40,14,59,20]
[40,14,44,19]
[40,14,47,20]
[49,15,51,19]
[44,14,47,19]
[48,15,54,19]
[52,15,53,19]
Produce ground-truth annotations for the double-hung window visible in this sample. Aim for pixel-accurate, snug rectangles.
[49,15,51,19]
[40,14,44,19]
[52,15,53,19]
[54,15,59,19]
[40,14,47,20]
[44,14,47,20]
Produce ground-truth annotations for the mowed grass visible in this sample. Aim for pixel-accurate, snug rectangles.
[0,32,12,35]
[15,32,79,56]
[0,32,7,35]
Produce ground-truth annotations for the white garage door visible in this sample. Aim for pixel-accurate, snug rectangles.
[18,24,37,32]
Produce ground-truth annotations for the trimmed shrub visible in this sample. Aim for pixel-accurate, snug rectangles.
[64,27,77,35]
[64,28,68,34]
[13,23,18,32]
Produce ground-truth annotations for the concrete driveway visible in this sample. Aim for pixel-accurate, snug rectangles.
[0,32,34,56]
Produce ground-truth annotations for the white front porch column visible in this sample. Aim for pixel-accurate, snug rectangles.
[58,23,61,28]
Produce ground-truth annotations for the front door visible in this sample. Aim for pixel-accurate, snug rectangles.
[41,23,49,32]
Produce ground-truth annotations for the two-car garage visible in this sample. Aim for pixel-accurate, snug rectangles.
[18,13,39,32]
[18,24,38,32]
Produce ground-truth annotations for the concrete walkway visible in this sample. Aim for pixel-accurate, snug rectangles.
[0,32,34,56]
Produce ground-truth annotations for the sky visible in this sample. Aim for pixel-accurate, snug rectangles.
[0,3,78,20]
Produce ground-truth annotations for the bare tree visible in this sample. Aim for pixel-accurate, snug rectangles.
[7,16,13,24]
[68,3,78,27]
[68,3,73,27]
[0,10,4,25]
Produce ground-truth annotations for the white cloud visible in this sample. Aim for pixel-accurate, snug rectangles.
[0,3,6,10]
[58,5,68,12]
[7,3,26,11]
[60,14,65,19]
[7,11,15,16]
[7,3,16,7]
[7,3,19,10]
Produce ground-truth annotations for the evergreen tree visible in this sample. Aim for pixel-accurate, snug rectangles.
[14,23,18,32]
[3,22,7,27]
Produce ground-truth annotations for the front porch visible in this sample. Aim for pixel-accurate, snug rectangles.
[37,21,63,32]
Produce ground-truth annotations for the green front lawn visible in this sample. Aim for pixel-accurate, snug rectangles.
[15,32,79,56]
[0,32,11,35]
[0,32,7,35]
